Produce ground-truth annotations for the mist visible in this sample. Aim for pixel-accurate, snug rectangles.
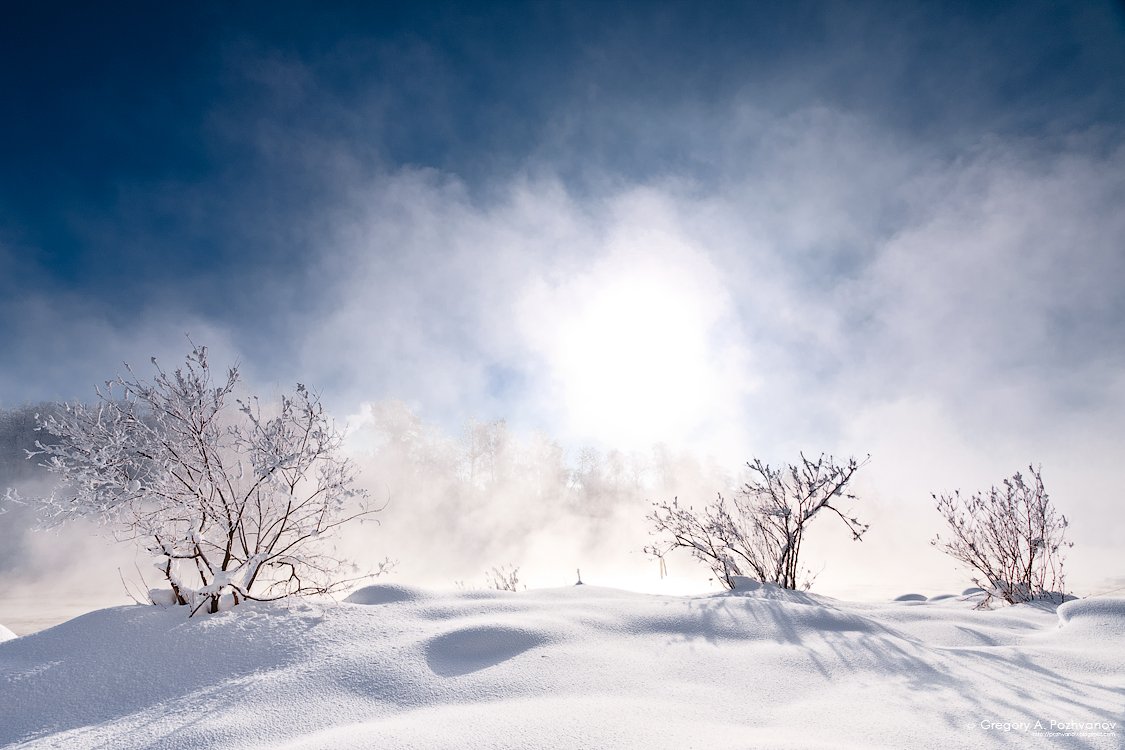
[0,398,738,633]
[4,127,1125,629]
[340,400,735,589]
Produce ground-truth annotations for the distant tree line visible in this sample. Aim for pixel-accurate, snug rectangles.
[0,405,57,486]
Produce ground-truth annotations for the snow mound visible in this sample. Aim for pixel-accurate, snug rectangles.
[724,582,830,605]
[1,586,1121,749]
[425,624,549,676]
[343,583,427,605]
[1057,597,1125,634]
[148,588,181,606]
[0,624,15,642]
[892,593,927,602]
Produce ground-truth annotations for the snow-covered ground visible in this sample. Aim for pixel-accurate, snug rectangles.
[1,585,1121,749]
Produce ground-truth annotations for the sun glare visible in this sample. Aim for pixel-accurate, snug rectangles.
[550,268,721,447]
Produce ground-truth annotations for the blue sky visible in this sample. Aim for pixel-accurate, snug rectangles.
[3,2,1122,385]
[2,2,1125,597]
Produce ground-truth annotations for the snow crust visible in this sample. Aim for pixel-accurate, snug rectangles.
[1,588,1121,749]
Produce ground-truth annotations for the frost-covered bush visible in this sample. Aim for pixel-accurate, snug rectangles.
[5,344,386,615]
[645,453,869,590]
[932,465,1071,606]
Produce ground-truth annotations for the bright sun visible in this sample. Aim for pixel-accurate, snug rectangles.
[532,250,736,449]
[555,276,710,444]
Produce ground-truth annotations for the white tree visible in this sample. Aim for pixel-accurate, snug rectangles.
[7,345,386,615]
[932,465,1071,605]
[645,453,869,590]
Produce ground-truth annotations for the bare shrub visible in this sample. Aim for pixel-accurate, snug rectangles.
[932,465,1071,605]
[484,563,521,592]
[645,453,869,590]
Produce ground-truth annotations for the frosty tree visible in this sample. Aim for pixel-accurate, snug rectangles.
[6,344,385,615]
[932,466,1071,605]
[645,453,869,590]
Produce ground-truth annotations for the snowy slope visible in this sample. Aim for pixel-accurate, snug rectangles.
[1,585,1121,749]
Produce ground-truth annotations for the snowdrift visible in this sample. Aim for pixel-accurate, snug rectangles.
[1,586,1121,749]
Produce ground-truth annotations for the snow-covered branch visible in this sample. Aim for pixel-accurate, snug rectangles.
[7,344,386,615]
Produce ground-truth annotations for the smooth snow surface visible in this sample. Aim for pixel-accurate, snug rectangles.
[1,586,1122,749]
[0,624,14,643]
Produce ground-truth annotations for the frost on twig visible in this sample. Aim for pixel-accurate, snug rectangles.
[7,344,387,616]
[932,465,1071,606]
[644,453,869,590]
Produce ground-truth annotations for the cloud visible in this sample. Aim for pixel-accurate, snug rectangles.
[2,3,1123,610]
[0,274,245,408]
[858,141,1125,400]
[7,103,1124,603]
[266,105,1124,597]
[514,186,754,455]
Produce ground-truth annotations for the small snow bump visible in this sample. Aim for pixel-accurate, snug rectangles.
[1056,597,1125,631]
[729,575,760,591]
[344,584,426,605]
[425,625,548,677]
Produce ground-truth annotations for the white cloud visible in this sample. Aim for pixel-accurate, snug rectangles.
[4,102,1123,606]
[271,110,1125,597]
